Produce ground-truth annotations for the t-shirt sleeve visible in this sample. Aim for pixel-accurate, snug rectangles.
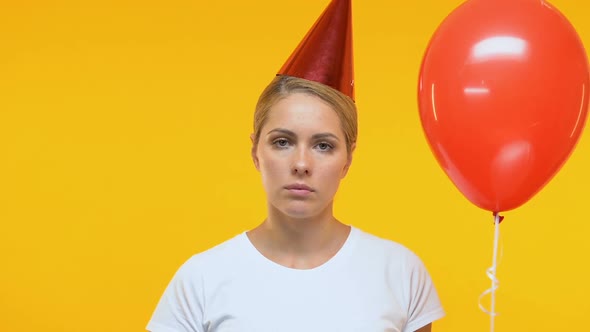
[402,251,445,332]
[146,261,206,332]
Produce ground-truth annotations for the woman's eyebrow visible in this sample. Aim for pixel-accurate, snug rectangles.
[312,133,340,141]
[267,128,296,137]
[266,128,340,141]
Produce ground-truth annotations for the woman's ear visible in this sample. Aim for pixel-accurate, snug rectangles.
[341,142,356,178]
[250,134,260,171]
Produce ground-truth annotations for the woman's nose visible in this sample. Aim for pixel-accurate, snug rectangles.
[291,148,312,176]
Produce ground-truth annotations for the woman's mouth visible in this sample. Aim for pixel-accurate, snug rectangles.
[285,183,314,195]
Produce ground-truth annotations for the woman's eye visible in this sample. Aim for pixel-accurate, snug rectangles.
[317,142,333,151]
[273,139,289,147]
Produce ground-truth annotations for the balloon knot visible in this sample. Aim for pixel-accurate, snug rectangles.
[493,212,504,224]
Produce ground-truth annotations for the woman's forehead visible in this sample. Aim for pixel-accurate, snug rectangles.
[263,94,343,134]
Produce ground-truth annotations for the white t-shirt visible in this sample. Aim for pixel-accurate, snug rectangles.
[147,226,444,332]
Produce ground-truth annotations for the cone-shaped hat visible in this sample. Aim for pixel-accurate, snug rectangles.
[278,0,354,101]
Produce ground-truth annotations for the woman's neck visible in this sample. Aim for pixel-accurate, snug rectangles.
[246,206,351,269]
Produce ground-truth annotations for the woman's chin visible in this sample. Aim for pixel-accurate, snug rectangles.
[278,204,325,220]
[269,199,332,221]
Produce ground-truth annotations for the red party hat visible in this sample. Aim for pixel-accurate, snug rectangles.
[278,0,354,101]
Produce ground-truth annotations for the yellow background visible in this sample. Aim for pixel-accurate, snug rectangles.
[1,0,589,331]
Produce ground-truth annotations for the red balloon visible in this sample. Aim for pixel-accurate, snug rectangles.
[418,0,590,213]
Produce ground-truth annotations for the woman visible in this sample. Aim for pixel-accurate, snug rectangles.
[147,1,444,331]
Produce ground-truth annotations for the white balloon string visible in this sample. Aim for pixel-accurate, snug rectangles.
[478,213,502,332]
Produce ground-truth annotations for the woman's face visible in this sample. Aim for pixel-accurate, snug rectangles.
[252,93,353,219]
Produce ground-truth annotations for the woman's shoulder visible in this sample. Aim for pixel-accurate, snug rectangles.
[353,226,411,251]
[176,232,249,276]
[351,226,425,267]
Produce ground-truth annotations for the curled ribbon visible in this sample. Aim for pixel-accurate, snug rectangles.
[478,212,503,332]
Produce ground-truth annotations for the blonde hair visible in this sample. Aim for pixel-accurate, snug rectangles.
[253,75,358,154]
